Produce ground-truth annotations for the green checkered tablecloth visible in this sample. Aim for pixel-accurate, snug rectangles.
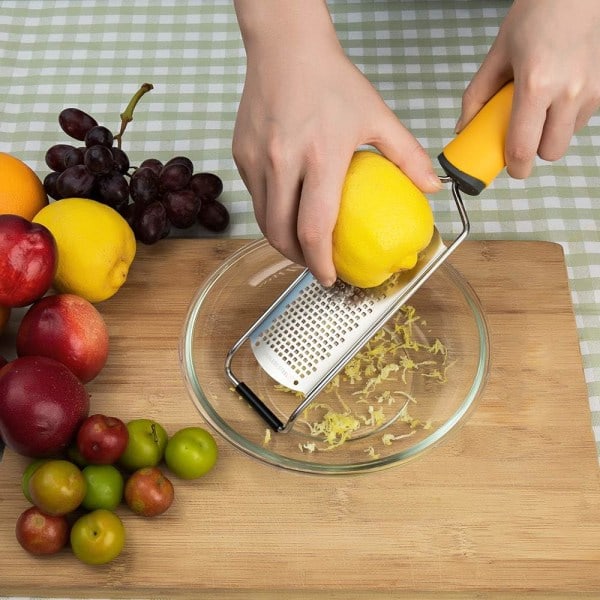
[0,0,598,481]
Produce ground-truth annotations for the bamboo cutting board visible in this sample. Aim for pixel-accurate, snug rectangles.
[0,239,599,599]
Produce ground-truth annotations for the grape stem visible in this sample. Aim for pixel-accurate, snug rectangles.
[114,83,154,149]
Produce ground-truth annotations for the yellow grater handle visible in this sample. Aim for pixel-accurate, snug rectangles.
[438,81,514,195]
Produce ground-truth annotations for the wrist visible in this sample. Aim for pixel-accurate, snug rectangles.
[233,0,341,58]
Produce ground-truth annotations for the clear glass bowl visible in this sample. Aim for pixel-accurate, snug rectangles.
[180,239,490,475]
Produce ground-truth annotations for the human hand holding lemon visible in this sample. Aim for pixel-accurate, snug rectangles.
[332,151,435,289]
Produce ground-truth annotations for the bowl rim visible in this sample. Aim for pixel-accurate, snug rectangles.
[179,238,490,475]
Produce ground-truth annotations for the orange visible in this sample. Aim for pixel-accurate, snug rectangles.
[0,152,48,221]
[0,305,10,335]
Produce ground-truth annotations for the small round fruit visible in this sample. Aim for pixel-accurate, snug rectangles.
[0,355,90,457]
[164,427,218,479]
[16,507,69,556]
[16,293,109,383]
[70,509,125,565]
[33,197,136,303]
[81,464,124,511]
[119,419,168,471]
[124,467,174,517]
[21,459,49,503]
[0,152,48,220]
[0,214,57,308]
[76,414,129,465]
[28,459,86,516]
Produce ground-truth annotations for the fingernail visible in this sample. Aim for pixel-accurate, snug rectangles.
[454,115,465,134]
[428,174,444,191]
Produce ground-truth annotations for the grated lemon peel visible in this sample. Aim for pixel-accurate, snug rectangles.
[255,304,450,456]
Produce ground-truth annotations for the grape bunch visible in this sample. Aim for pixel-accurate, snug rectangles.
[43,95,229,245]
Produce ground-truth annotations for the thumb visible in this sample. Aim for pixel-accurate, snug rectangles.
[457,46,512,132]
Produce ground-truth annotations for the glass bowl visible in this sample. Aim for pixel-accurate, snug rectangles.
[180,239,490,475]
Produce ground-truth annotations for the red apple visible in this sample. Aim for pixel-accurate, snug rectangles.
[15,506,69,555]
[0,214,57,307]
[124,466,174,517]
[0,355,90,457]
[76,414,129,465]
[16,293,109,383]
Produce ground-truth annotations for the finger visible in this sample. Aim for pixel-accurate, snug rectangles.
[504,83,548,179]
[263,163,305,267]
[537,101,578,163]
[370,107,442,193]
[296,152,351,287]
[456,45,512,132]
[574,98,600,132]
[232,149,270,235]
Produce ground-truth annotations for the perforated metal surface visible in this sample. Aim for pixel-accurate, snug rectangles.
[251,278,379,391]
[249,230,447,395]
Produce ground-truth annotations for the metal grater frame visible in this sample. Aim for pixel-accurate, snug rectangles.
[225,178,469,433]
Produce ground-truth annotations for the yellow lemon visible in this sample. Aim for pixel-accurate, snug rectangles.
[333,151,434,288]
[33,198,136,303]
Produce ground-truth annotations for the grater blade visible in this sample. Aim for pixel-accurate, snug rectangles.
[225,180,469,433]
[249,228,445,396]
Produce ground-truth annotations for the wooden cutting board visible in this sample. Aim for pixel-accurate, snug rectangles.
[1,239,599,599]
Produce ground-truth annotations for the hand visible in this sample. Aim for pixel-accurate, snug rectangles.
[457,0,600,179]
[232,0,441,286]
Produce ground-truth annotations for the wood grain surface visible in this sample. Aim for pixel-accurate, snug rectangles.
[0,239,599,599]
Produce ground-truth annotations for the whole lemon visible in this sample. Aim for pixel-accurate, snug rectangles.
[33,198,136,303]
[333,151,434,288]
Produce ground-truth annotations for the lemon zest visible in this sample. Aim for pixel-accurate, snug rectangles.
[262,429,271,447]
[365,446,380,459]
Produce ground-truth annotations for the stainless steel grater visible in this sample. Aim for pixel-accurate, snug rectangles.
[225,179,468,433]
[226,82,515,433]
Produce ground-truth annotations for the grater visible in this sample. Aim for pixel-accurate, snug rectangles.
[226,82,514,432]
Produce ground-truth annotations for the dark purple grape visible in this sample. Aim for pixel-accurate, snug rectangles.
[198,199,230,232]
[84,125,114,148]
[138,158,163,176]
[84,145,114,175]
[162,189,201,228]
[165,156,194,173]
[97,172,130,208]
[159,163,192,192]
[130,167,160,205]
[43,171,62,200]
[118,201,136,228]
[133,201,169,245]
[190,172,223,202]
[56,164,95,198]
[58,108,98,141]
[45,144,84,172]
[111,147,130,174]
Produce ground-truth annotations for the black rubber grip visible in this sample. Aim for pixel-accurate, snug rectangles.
[236,382,284,432]
[438,152,485,196]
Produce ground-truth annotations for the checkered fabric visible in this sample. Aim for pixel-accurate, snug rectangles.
[0,0,598,473]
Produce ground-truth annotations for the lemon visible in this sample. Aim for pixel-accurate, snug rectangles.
[33,198,136,303]
[333,151,434,288]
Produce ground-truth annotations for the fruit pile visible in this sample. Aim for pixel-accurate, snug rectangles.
[16,414,217,565]
[43,83,229,245]
[0,166,219,566]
